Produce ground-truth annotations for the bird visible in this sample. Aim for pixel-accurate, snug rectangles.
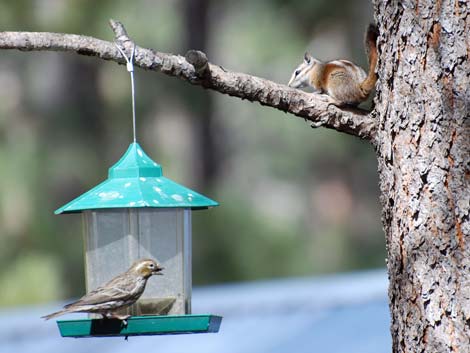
[42,258,163,323]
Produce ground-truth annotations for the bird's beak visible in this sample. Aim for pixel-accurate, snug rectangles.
[154,266,164,275]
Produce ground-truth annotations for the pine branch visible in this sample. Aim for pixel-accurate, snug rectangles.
[0,19,377,141]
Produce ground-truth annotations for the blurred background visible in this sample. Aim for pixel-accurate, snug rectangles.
[0,0,383,308]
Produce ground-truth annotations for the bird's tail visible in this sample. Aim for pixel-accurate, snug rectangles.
[41,309,68,320]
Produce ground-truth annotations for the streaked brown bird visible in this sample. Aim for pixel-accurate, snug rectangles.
[42,258,163,322]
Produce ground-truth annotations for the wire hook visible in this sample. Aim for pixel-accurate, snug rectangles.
[115,42,135,72]
[115,42,137,142]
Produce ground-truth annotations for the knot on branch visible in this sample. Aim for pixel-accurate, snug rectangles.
[109,19,136,64]
[109,19,129,42]
[185,50,210,78]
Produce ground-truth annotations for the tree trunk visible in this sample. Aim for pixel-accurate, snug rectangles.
[375,1,470,351]
[183,0,222,189]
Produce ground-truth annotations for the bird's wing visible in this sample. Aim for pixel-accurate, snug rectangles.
[65,274,138,307]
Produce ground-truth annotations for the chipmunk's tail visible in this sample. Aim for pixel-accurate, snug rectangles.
[360,24,379,96]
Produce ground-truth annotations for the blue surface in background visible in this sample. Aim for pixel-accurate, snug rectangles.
[0,269,390,353]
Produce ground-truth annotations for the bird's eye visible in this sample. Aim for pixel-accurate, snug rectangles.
[295,69,301,76]
[149,263,155,268]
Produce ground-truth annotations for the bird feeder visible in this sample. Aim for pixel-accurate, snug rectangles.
[50,42,221,337]
[54,142,221,337]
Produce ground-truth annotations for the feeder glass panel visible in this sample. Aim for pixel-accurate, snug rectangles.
[83,208,192,316]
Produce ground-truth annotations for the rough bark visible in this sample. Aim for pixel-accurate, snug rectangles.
[0,20,377,141]
[375,1,470,352]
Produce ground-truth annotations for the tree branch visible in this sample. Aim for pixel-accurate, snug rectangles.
[0,19,377,141]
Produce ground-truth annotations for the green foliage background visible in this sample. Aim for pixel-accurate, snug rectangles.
[0,0,384,306]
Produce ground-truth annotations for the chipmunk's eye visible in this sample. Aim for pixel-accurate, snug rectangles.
[294,69,301,76]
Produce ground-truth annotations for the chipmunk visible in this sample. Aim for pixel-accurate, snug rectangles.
[288,24,378,106]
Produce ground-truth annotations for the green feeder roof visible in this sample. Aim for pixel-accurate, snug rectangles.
[55,143,218,214]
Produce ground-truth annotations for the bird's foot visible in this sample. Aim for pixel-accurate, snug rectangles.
[105,313,131,326]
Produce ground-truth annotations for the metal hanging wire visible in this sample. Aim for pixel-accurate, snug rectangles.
[115,42,137,142]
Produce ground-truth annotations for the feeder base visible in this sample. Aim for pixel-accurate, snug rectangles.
[56,314,222,338]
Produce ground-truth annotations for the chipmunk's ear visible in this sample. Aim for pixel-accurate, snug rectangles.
[304,52,312,64]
